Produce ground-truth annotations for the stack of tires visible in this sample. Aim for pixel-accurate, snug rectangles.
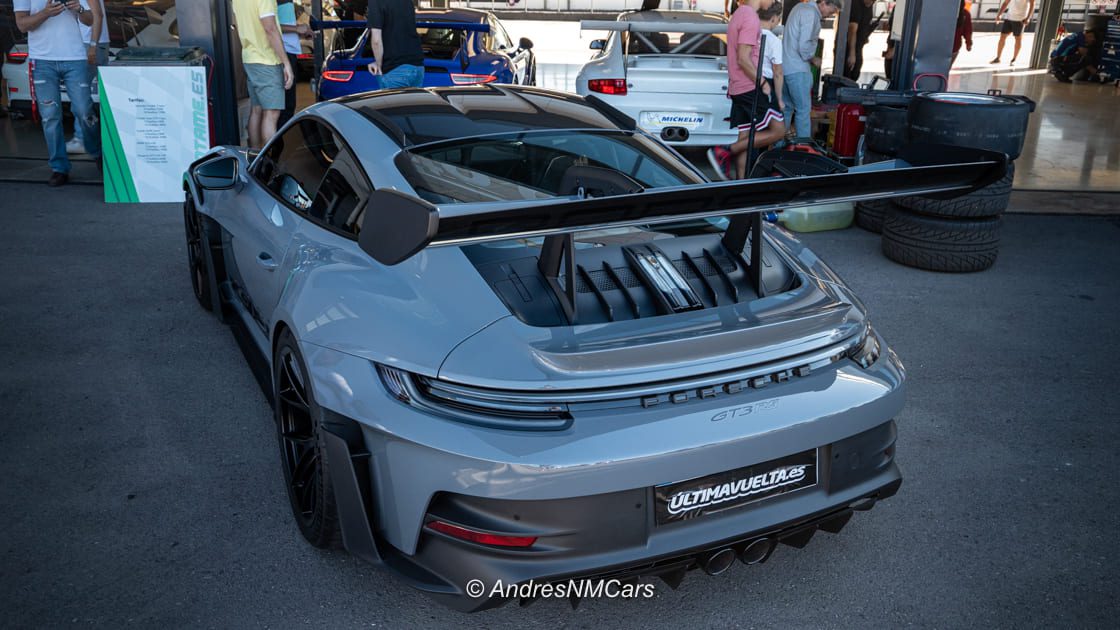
[862,92,1033,272]
[855,105,909,233]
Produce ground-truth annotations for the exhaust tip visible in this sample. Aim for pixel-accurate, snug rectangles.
[660,126,689,142]
[739,538,774,565]
[699,547,737,576]
[850,497,876,511]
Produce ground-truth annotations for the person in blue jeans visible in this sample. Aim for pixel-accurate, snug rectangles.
[366,0,426,90]
[69,0,108,154]
[781,0,842,139]
[14,0,102,187]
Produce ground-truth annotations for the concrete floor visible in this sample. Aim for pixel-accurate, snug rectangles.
[2,22,1117,194]
[1,183,1118,626]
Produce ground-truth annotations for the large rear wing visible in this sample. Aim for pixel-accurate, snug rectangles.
[359,143,1007,267]
[580,20,727,34]
[581,20,727,57]
[310,19,490,33]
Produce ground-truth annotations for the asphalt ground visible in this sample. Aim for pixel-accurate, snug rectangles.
[1,183,1118,628]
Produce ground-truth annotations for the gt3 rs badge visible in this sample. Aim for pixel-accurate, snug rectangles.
[654,450,817,524]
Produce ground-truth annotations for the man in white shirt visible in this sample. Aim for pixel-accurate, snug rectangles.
[991,0,1035,65]
[69,0,107,154]
[14,0,102,187]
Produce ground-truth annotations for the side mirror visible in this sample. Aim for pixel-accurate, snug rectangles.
[195,156,238,190]
[518,37,534,50]
[589,39,606,51]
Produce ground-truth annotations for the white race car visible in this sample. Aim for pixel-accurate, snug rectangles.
[576,10,734,148]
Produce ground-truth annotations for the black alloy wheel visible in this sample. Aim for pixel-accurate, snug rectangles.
[274,330,340,548]
[183,194,212,311]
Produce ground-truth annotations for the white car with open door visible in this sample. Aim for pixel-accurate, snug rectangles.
[576,10,734,148]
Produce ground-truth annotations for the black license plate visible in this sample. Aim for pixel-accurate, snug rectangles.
[655,449,817,525]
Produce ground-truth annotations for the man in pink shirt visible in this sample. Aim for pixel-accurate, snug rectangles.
[707,0,784,180]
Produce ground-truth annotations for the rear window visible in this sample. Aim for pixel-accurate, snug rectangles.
[396,129,699,205]
[624,30,726,56]
[360,25,472,61]
[419,27,465,60]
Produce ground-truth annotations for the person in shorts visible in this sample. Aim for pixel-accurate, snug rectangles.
[759,3,784,123]
[706,0,784,181]
[231,0,293,149]
[991,0,1035,65]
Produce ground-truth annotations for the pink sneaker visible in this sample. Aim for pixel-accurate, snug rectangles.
[706,145,734,181]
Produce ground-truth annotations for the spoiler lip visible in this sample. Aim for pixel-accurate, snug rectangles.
[358,143,1008,266]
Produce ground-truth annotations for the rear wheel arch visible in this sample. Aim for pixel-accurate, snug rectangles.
[271,320,294,372]
[272,326,343,548]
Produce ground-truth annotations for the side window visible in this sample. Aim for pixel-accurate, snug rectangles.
[308,141,371,236]
[253,119,339,212]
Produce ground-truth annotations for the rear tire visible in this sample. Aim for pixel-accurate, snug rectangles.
[881,210,1001,273]
[183,193,213,312]
[274,329,342,549]
[897,161,1015,218]
[863,106,908,155]
[907,92,1032,159]
[855,198,894,233]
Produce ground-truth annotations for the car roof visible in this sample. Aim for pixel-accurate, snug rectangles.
[618,10,727,24]
[338,85,632,148]
[415,8,488,23]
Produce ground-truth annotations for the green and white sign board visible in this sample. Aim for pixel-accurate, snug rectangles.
[99,66,210,203]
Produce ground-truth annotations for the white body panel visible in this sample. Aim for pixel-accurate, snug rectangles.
[575,11,738,147]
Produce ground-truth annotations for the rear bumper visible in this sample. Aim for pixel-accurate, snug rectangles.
[305,339,906,611]
[658,128,742,147]
[393,422,901,612]
[575,87,739,146]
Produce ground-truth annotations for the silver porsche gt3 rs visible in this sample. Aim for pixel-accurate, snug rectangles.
[182,84,1005,612]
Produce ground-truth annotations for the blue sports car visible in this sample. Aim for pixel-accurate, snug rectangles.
[316,8,535,100]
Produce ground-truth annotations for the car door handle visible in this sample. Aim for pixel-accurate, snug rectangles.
[256,252,279,271]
